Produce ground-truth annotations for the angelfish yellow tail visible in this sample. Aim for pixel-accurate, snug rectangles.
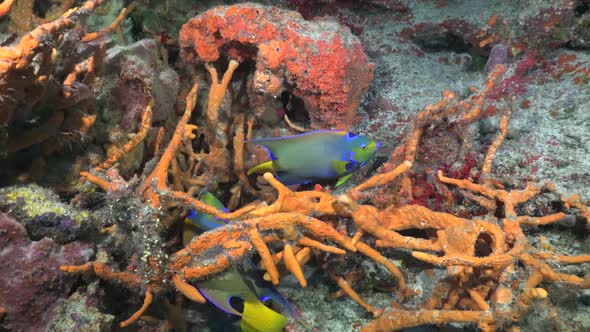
[240,300,288,332]
[246,160,276,176]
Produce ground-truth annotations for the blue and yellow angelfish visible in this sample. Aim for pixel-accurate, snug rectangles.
[184,192,302,332]
[246,130,380,186]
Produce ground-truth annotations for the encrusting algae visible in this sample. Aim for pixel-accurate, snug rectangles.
[0,1,588,331]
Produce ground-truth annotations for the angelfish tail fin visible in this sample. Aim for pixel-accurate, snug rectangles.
[241,300,288,332]
[247,161,275,176]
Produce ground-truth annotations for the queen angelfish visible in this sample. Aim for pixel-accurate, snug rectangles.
[183,192,304,332]
[246,130,380,186]
[197,268,289,332]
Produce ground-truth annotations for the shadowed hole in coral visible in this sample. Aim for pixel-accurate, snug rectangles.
[365,155,388,175]
[574,1,590,17]
[33,0,53,19]
[493,200,505,219]
[398,228,437,240]
[224,41,258,61]
[410,30,487,71]
[280,91,311,128]
[411,31,471,53]
[474,232,494,257]
[191,133,208,155]
[99,282,139,320]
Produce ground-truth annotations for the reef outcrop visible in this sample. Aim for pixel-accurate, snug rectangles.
[179,3,374,129]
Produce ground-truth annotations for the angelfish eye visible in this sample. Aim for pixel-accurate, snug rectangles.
[360,144,366,149]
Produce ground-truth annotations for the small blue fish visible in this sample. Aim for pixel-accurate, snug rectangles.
[183,192,303,332]
[246,130,380,186]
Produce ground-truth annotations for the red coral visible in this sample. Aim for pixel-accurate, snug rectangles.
[489,51,542,100]
[179,3,374,129]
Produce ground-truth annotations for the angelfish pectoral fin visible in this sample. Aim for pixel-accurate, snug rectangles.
[247,161,276,176]
[335,173,353,187]
[332,160,349,175]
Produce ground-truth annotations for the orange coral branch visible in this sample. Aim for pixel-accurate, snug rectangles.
[352,160,412,192]
[351,205,436,251]
[172,275,206,303]
[480,100,512,184]
[0,0,15,18]
[95,98,153,171]
[283,244,307,287]
[205,60,239,145]
[80,171,110,191]
[160,189,258,219]
[336,277,383,318]
[516,212,568,226]
[82,2,137,42]
[245,172,339,217]
[459,65,506,124]
[0,0,107,72]
[467,288,490,311]
[142,83,199,206]
[299,236,346,255]
[361,309,494,332]
[249,228,280,285]
[119,291,153,328]
[154,127,165,155]
[60,262,141,289]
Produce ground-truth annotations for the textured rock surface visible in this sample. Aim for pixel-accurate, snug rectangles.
[48,290,114,332]
[95,39,180,174]
[0,185,99,243]
[179,3,374,129]
[0,212,94,331]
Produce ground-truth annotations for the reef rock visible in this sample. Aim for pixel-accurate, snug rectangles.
[0,213,94,332]
[179,3,374,129]
[95,39,180,174]
[0,185,99,244]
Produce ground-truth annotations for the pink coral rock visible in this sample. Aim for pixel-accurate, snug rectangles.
[179,3,374,129]
[0,213,94,331]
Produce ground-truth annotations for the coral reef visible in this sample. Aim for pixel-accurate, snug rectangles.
[0,212,93,331]
[179,3,374,129]
[1,0,589,331]
[63,60,590,331]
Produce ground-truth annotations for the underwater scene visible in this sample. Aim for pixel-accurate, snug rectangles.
[0,0,589,331]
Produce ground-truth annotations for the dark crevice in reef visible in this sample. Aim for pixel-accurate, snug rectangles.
[474,232,494,257]
[398,228,436,240]
[573,1,590,17]
[280,90,311,128]
[411,31,472,53]
[407,28,488,71]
